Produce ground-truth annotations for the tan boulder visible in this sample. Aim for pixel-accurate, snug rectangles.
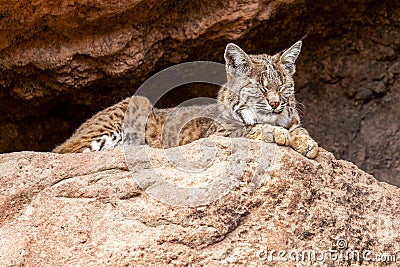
[0,137,399,266]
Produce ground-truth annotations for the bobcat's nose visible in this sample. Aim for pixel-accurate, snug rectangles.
[269,101,280,109]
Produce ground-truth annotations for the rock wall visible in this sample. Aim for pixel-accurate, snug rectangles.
[0,138,399,266]
[0,0,399,186]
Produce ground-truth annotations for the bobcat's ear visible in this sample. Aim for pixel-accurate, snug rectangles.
[279,41,302,75]
[224,43,252,77]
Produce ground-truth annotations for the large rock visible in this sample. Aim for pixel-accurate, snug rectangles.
[0,137,399,266]
[0,0,399,187]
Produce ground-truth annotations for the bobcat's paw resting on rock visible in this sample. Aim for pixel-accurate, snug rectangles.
[246,124,290,146]
[271,126,290,146]
[246,124,318,159]
[290,135,319,159]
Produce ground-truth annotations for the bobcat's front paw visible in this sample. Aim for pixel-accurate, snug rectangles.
[290,135,318,159]
[246,124,290,146]
[246,124,270,141]
[272,126,290,146]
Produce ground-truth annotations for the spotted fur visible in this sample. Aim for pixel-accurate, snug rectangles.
[53,97,129,153]
[53,41,318,158]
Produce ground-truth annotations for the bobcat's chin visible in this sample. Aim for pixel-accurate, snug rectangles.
[272,109,284,114]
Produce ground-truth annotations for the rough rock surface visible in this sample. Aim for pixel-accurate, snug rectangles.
[0,1,398,185]
[0,137,399,266]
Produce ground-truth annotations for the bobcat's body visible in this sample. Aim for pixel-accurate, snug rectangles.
[53,100,243,153]
[54,41,319,159]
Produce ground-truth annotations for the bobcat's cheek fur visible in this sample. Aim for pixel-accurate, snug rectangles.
[53,41,319,159]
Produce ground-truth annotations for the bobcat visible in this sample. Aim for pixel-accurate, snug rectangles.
[53,41,318,159]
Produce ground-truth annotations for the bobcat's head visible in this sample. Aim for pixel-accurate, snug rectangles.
[218,41,302,127]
